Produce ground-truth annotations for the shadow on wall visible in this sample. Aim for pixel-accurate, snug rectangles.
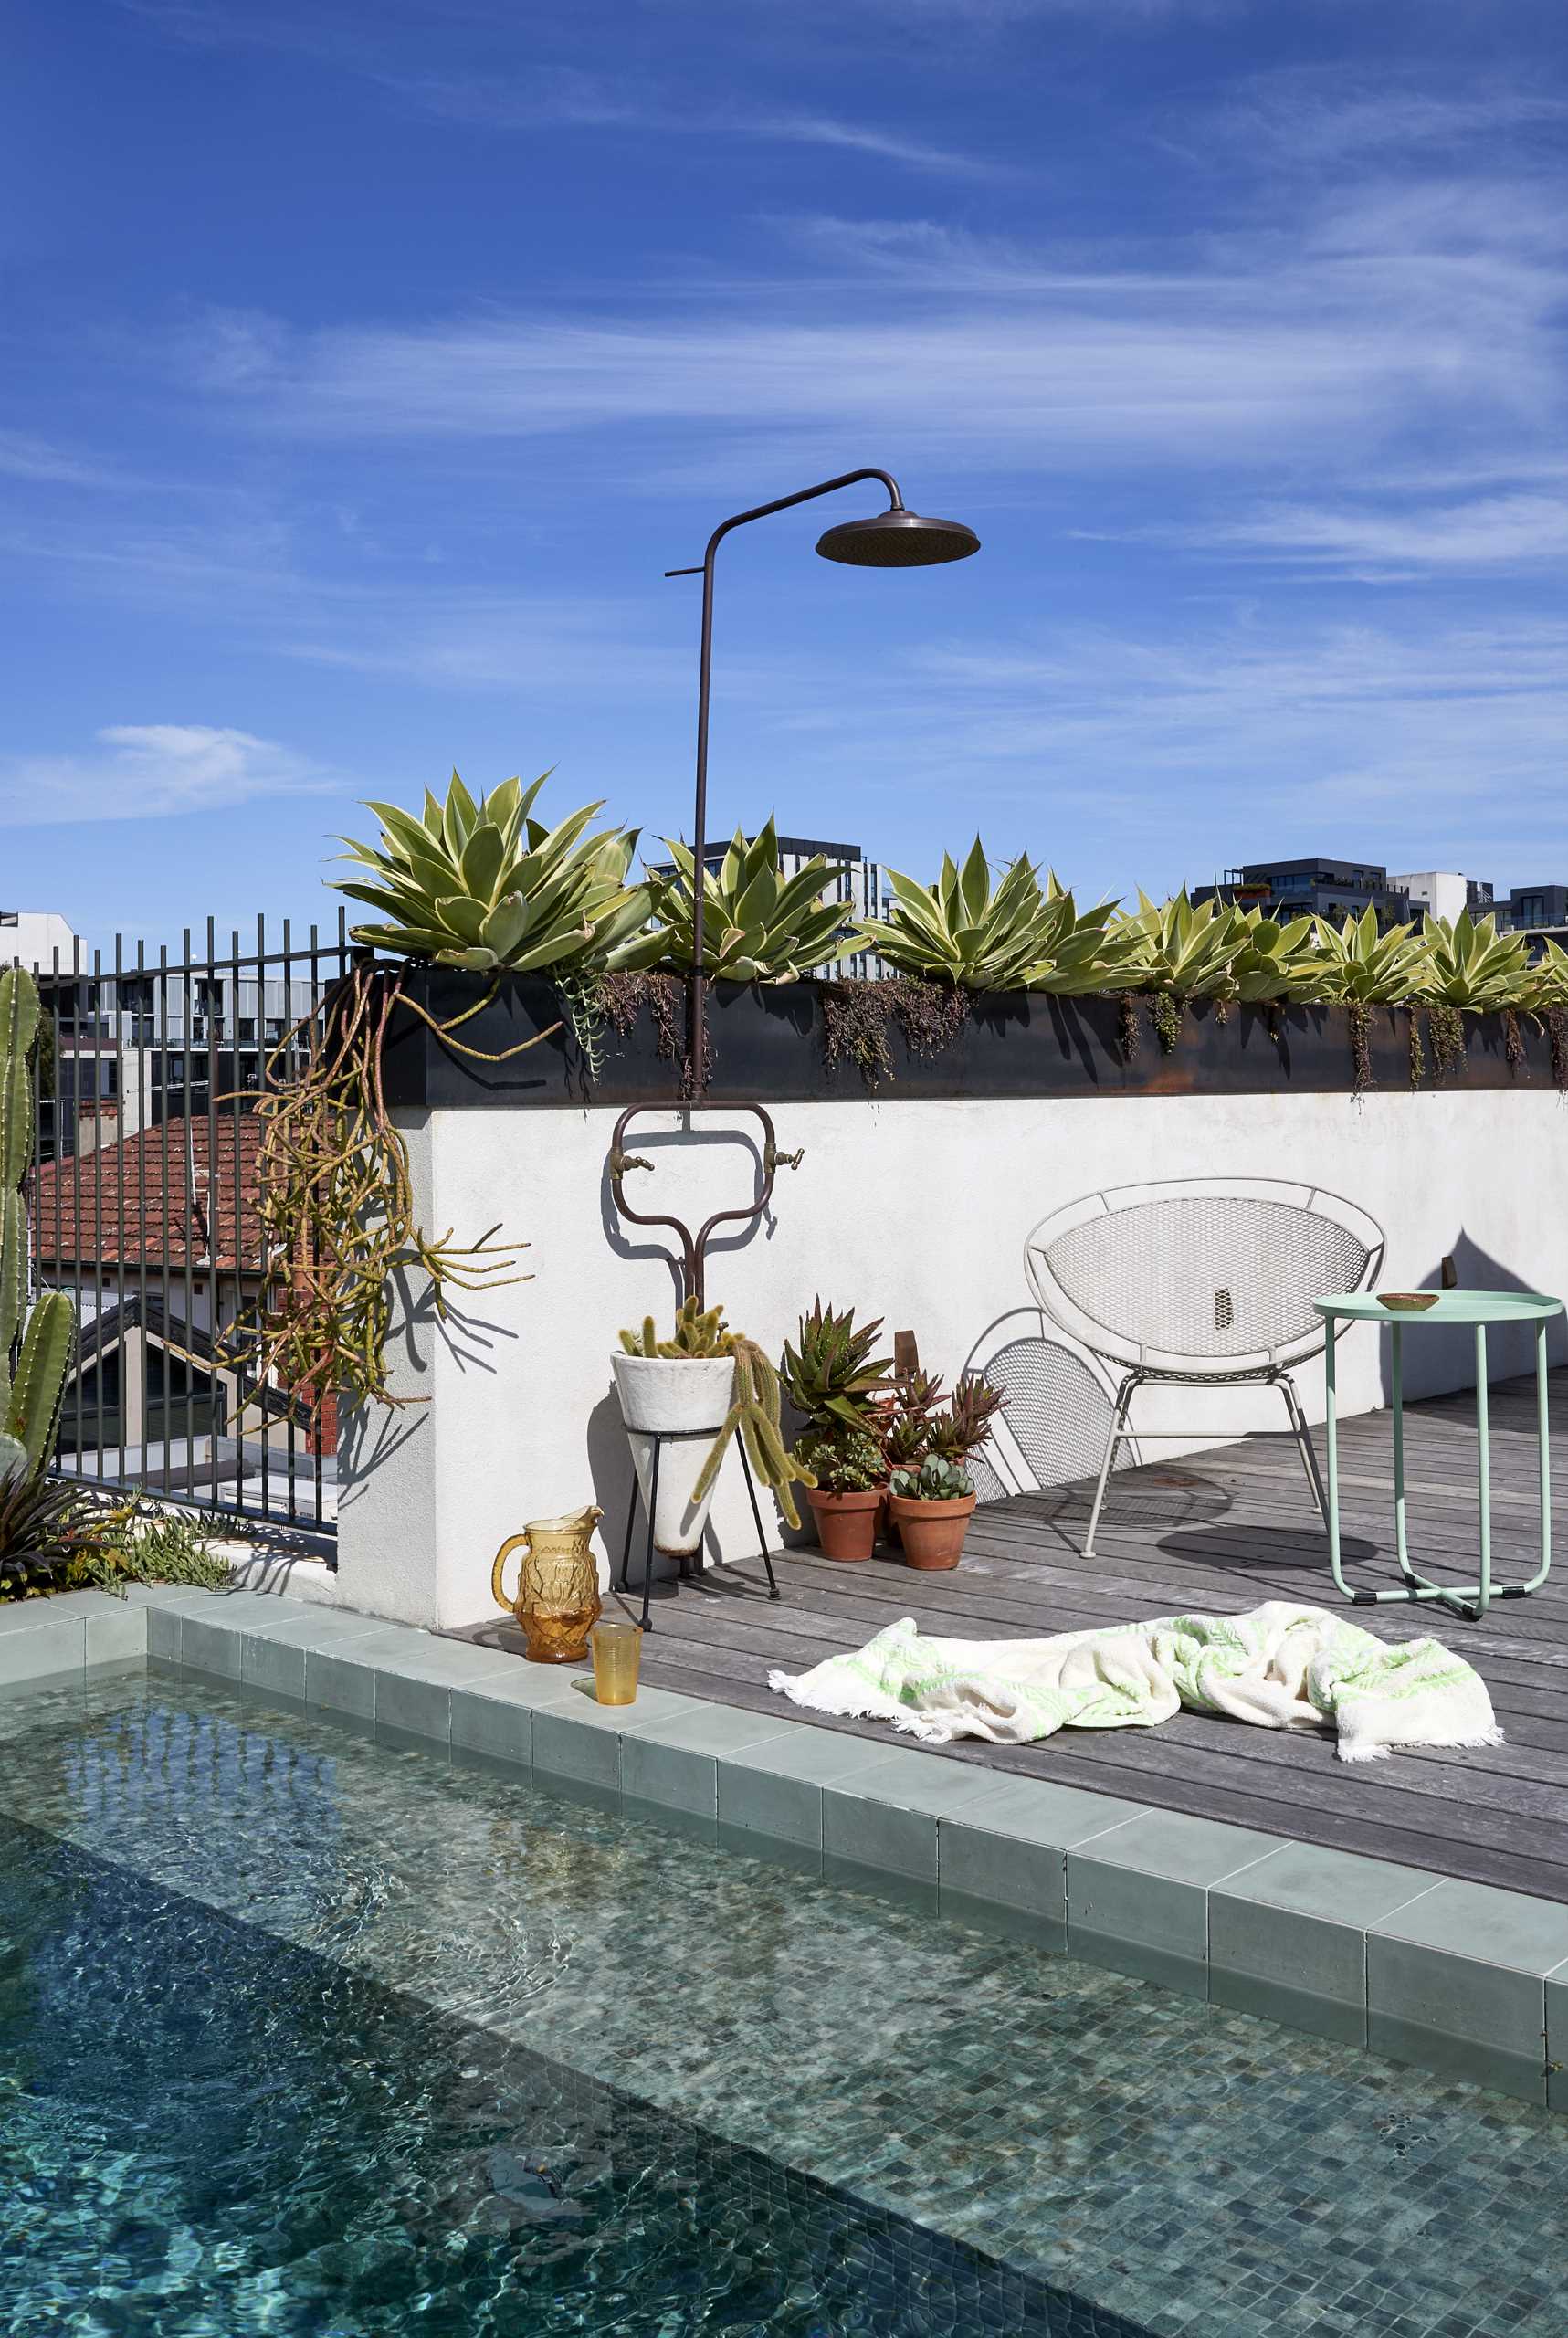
[1377,1231,1568,1405]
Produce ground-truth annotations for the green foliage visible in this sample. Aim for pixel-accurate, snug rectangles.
[643,818,849,981]
[925,1374,1005,1466]
[891,1455,973,1501]
[796,1423,885,1495]
[1531,939,1568,1009]
[617,1299,736,1358]
[1421,912,1535,1011]
[691,1332,815,1531]
[1229,911,1322,1003]
[0,1468,110,1600]
[1307,907,1427,1005]
[866,841,1141,993]
[66,1498,236,1599]
[780,1300,893,1437]
[334,770,655,974]
[0,966,77,1482]
[1113,891,1247,998]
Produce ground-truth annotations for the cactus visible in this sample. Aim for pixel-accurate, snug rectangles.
[0,966,75,1484]
[617,1298,734,1359]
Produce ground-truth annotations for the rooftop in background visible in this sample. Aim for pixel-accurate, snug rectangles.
[2,910,79,967]
[31,1116,264,1274]
[650,835,864,872]
[1194,858,1417,930]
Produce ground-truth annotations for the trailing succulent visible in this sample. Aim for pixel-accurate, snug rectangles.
[335,771,656,974]
[866,841,1140,994]
[648,817,849,981]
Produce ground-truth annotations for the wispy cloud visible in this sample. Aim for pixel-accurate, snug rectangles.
[1108,491,1568,578]
[0,724,338,827]
[1220,72,1568,164]
[383,68,1003,174]
[0,430,138,490]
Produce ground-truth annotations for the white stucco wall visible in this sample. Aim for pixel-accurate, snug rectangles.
[336,1088,1568,1628]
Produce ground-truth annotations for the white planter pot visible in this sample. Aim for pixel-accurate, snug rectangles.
[611,1353,736,1557]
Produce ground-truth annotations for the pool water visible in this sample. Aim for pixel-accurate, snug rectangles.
[2,1669,1564,2337]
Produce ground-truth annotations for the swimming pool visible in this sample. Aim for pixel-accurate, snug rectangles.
[2,1666,1563,2335]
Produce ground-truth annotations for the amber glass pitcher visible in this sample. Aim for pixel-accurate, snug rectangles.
[491,1505,604,1663]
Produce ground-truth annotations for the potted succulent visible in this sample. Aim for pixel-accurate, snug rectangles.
[613,1299,807,1561]
[780,1300,893,1563]
[886,1374,1004,1570]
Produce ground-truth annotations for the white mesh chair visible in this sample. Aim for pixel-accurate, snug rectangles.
[962,1324,1141,1502]
[1025,1178,1384,1555]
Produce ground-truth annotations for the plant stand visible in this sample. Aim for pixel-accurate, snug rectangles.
[616,1430,781,1632]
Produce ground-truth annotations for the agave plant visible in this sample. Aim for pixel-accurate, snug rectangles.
[0,1466,110,1600]
[1113,891,1247,998]
[780,1300,894,1438]
[645,818,849,981]
[334,771,656,974]
[866,841,1142,992]
[1419,912,1535,1011]
[1531,938,1568,1010]
[1229,910,1322,1004]
[1308,907,1428,1005]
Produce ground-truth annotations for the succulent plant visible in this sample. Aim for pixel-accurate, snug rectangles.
[1229,910,1322,1004]
[0,967,77,1481]
[796,1423,885,1496]
[618,1299,735,1358]
[925,1374,1005,1466]
[689,1331,816,1530]
[0,1466,107,1599]
[780,1300,894,1437]
[1307,907,1428,1006]
[866,842,1141,994]
[891,1454,973,1501]
[334,771,656,974]
[645,818,850,981]
[1420,912,1534,1011]
[1112,891,1247,999]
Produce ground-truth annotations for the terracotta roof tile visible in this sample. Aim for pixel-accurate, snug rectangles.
[32,1117,266,1272]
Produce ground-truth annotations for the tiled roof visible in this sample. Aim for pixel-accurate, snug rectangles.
[31,1116,266,1272]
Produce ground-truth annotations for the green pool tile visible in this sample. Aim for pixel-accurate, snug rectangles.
[238,1610,392,1701]
[940,1777,1147,1947]
[81,1600,151,1669]
[1368,1880,1568,2105]
[717,1727,899,1849]
[0,1613,85,1684]
[1548,1970,1568,2116]
[1210,1843,1440,2048]
[1068,1811,1284,1998]
[822,1746,997,1884]
[303,1646,382,1721]
[531,1684,694,1791]
[620,1703,799,1817]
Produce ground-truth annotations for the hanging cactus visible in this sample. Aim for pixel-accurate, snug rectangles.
[0,965,75,1485]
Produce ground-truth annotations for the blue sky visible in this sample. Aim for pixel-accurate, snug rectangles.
[4,0,1566,952]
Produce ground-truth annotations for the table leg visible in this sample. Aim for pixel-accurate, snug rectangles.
[1325,1318,1355,1598]
[1391,1321,1410,1584]
[1537,1317,1553,1592]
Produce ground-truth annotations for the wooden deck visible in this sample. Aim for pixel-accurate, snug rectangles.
[619,1370,1568,1905]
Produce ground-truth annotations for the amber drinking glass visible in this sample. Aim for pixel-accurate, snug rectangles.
[590,1620,642,1705]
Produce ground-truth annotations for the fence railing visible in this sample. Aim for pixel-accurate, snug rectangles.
[16,915,353,1539]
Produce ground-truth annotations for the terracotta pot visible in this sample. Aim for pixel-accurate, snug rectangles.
[887,1490,976,1570]
[806,1486,883,1563]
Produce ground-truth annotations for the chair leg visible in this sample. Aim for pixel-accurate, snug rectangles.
[1277,1374,1328,1522]
[1083,1377,1135,1557]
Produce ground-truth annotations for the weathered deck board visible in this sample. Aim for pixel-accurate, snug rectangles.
[611,1367,1568,1903]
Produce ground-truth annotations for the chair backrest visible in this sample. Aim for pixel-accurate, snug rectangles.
[1025,1178,1384,1376]
[967,1332,1139,1500]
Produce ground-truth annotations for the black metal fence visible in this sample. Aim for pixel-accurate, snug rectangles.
[16,915,353,1538]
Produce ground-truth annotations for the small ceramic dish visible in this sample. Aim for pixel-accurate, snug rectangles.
[1378,1291,1439,1311]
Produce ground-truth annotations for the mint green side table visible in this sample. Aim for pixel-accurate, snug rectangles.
[1315,1290,1563,1619]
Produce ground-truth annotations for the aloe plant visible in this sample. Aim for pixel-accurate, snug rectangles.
[334,771,656,974]
[1419,912,1535,1011]
[866,841,1142,992]
[1308,908,1428,1005]
[643,818,849,981]
[1114,891,1247,998]
[780,1300,893,1437]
